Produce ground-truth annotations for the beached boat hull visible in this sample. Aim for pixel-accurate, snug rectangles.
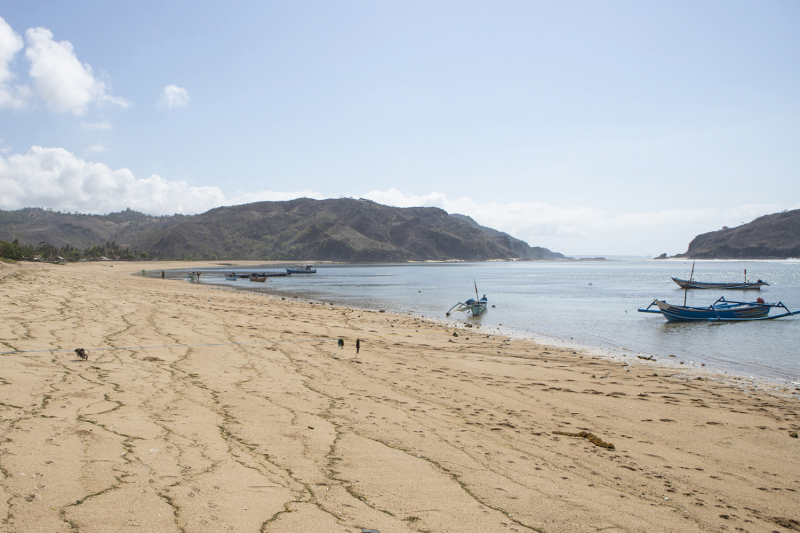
[671,278,768,290]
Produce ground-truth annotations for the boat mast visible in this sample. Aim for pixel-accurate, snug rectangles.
[684,261,695,306]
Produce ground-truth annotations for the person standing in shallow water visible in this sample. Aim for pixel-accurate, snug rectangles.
[161,271,165,280]
[355,338,360,356]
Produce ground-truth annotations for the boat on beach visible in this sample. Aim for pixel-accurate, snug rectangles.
[286,265,316,274]
[249,275,268,282]
[225,273,238,281]
[638,296,799,322]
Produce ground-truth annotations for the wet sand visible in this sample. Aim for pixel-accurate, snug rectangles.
[1,260,798,532]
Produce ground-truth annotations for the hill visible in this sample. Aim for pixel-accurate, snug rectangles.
[679,209,800,259]
[448,213,566,260]
[0,198,565,262]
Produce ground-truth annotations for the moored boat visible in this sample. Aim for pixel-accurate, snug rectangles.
[671,278,769,290]
[249,275,268,282]
[225,273,238,281]
[286,265,316,274]
[638,297,799,322]
[672,265,768,290]
[446,281,488,317]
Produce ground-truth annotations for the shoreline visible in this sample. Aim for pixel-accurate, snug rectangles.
[181,264,800,395]
[2,260,798,532]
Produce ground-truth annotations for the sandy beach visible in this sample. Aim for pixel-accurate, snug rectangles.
[0,260,798,533]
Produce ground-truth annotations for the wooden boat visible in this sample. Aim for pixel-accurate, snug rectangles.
[286,265,316,274]
[446,281,488,317]
[249,275,268,282]
[672,266,768,290]
[638,297,799,322]
[225,273,238,281]
[671,278,768,290]
[249,271,289,278]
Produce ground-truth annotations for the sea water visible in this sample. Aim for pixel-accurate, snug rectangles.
[188,261,800,384]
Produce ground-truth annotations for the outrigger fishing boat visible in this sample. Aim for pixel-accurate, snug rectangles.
[671,277,769,290]
[672,263,768,290]
[446,281,488,317]
[249,275,268,283]
[638,296,799,322]
[225,273,238,281]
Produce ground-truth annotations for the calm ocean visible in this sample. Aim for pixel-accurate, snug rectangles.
[178,261,800,385]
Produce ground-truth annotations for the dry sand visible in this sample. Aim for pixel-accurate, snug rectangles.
[0,260,798,533]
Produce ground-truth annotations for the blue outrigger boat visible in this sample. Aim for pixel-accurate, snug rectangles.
[638,297,800,322]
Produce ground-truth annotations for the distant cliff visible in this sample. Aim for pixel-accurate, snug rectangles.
[0,198,566,262]
[679,209,800,259]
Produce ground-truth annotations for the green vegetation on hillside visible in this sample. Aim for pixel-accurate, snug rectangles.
[1,199,565,262]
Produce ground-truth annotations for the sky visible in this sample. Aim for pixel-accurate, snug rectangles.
[1,1,799,256]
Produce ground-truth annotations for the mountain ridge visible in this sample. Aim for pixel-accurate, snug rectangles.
[678,208,800,259]
[0,198,565,262]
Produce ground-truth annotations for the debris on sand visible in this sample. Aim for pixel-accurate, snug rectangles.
[553,430,615,450]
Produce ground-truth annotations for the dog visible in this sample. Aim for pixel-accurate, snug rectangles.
[75,348,88,361]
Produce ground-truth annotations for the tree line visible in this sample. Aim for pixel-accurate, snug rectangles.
[0,239,150,262]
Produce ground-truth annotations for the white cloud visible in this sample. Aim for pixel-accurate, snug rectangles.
[24,27,129,116]
[83,143,107,155]
[0,146,321,216]
[157,85,189,109]
[81,121,112,131]
[0,16,25,109]
[363,188,786,256]
[0,147,788,256]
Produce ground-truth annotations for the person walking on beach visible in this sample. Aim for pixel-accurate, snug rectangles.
[355,338,360,356]
[338,338,344,350]
[161,270,165,280]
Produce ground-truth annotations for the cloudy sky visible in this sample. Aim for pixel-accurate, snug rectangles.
[1,2,798,256]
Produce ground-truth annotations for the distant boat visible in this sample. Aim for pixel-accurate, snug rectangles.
[671,278,769,290]
[248,271,289,278]
[286,265,316,274]
[638,297,798,322]
[672,265,768,290]
[225,273,238,281]
[446,281,488,317]
[249,275,268,282]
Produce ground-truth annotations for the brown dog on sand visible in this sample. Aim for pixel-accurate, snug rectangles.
[75,348,88,360]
